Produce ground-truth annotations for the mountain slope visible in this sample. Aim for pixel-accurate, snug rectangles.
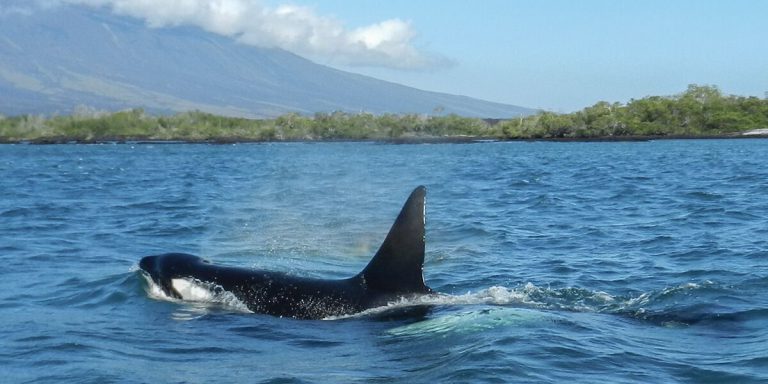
[0,5,533,118]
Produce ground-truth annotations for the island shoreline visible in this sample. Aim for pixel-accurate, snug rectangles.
[2,133,767,145]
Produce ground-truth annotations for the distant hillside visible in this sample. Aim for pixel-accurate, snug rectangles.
[0,5,534,118]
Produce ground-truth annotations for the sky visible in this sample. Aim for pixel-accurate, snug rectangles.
[303,0,768,112]
[9,0,768,111]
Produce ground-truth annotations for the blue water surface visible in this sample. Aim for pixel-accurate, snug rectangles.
[1,140,767,383]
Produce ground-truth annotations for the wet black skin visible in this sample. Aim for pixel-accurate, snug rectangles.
[139,186,432,320]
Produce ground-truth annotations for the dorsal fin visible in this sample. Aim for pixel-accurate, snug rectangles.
[358,186,431,294]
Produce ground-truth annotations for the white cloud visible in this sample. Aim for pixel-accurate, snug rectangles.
[60,0,449,70]
[0,0,57,16]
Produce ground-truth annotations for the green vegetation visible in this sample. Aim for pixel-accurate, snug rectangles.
[0,109,499,143]
[1,85,767,143]
[499,85,768,139]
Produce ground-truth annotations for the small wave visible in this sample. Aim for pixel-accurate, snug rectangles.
[38,272,137,309]
[597,281,756,326]
[684,190,724,201]
[620,281,712,308]
[359,281,746,327]
[386,307,552,336]
[0,207,35,218]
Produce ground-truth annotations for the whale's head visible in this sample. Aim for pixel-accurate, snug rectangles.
[139,254,157,273]
[139,253,208,299]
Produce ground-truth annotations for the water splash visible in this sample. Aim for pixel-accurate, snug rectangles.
[138,268,737,327]
[140,273,252,317]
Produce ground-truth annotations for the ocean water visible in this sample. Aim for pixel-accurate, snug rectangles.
[1,139,767,383]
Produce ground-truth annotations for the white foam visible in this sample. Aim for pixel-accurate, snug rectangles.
[141,273,175,301]
[141,274,252,314]
[323,286,541,320]
[172,278,215,301]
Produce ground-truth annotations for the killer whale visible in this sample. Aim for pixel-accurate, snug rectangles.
[139,186,433,319]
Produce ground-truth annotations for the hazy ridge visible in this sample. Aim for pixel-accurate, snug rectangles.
[0,5,533,118]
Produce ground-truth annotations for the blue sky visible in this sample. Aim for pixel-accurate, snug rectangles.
[38,0,768,111]
[302,0,768,111]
